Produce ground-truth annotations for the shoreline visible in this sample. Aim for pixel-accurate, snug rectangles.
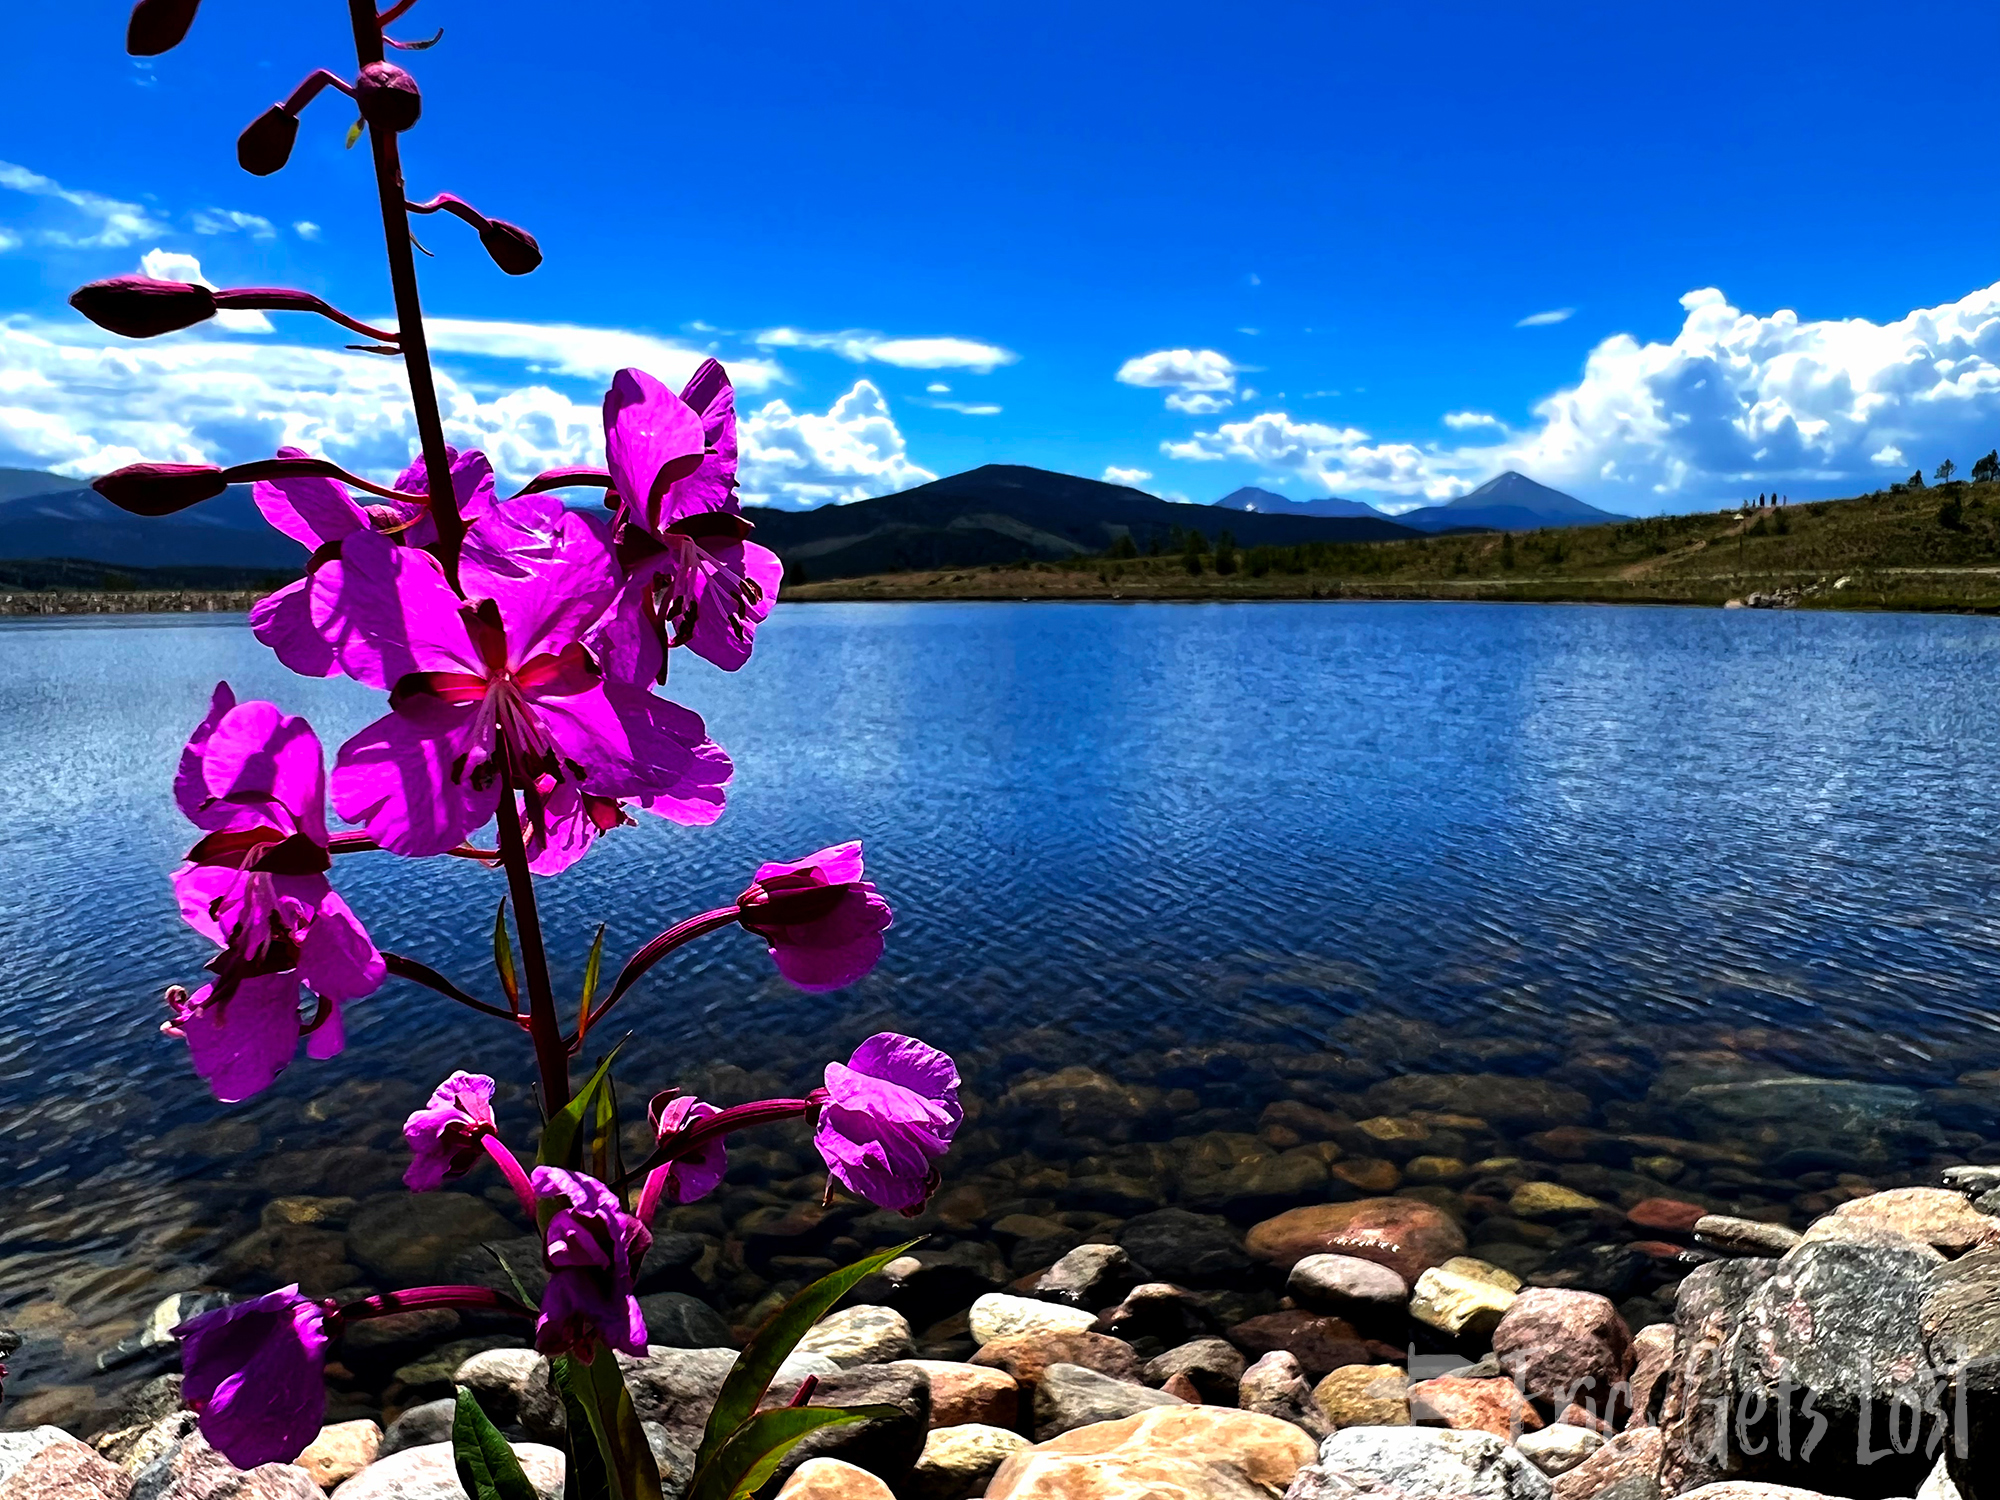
[0,589,266,617]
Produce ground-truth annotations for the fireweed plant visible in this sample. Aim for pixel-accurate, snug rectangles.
[63,2,965,1494]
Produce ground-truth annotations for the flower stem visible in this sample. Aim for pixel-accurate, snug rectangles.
[493,774,571,1113]
[345,0,464,587]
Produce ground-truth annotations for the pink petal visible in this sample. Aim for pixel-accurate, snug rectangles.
[604,368,706,534]
[525,781,605,875]
[249,580,340,678]
[682,538,782,672]
[176,682,238,827]
[389,447,499,548]
[457,495,619,662]
[297,889,384,1003]
[849,1032,960,1107]
[534,680,730,804]
[198,700,328,838]
[754,841,866,887]
[331,710,497,857]
[172,861,240,945]
[182,973,306,1103]
[253,447,368,550]
[310,532,477,691]
[667,358,739,522]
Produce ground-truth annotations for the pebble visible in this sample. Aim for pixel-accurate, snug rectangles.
[1508,1182,1607,1221]
[1626,1197,1708,1236]
[1033,1244,1142,1310]
[1244,1197,1467,1282]
[1236,1351,1329,1438]
[775,1458,895,1500]
[967,1293,1096,1345]
[909,1425,1030,1500]
[1491,1288,1633,1419]
[1410,1264,1518,1339]
[1693,1214,1803,1256]
[1225,1310,1369,1379]
[799,1304,916,1367]
[1142,1339,1244,1403]
[1312,1363,1410,1427]
[1288,1426,1553,1500]
[293,1421,381,1491]
[1286,1254,1408,1319]
[891,1360,1018,1429]
[971,1330,1142,1389]
[1033,1363,1182,1440]
[1407,1375,1543,1440]
[986,1405,1319,1500]
[1516,1423,1606,1476]
[1830,1186,2000,1256]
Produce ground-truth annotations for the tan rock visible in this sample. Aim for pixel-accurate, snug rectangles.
[1627,1321,1677,1427]
[1438,1255,1521,1290]
[1161,1372,1202,1403]
[1245,1198,1467,1282]
[330,1442,562,1498]
[968,1293,1096,1344]
[1409,1265,1517,1338]
[1408,1375,1542,1440]
[893,1360,1018,1429]
[1331,1158,1402,1193]
[776,1457,896,1500]
[1552,1426,1663,1500]
[1830,1187,2000,1257]
[294,1421,380,1490]
[1509,1182,1607,1220]
[971,1330,1141,1389]
[985,1406,1317,1500]
[1312,1363,1410,1428]
[910,1425,1031,1500]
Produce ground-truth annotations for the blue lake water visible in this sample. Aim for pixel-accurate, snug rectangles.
[4,599,2000,1423]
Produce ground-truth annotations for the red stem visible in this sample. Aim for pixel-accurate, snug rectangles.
[334,1284,529,1324]
[382,951,521,1023]
[346,0,464,587]
[493,770,571,1112]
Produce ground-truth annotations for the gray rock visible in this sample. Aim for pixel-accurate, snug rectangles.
[1287,1253,1409,1325]
[1941,1166,2000,1198]
[909,1424,1031,1500]
[798,1304,916,1368]
[326,1440,564,1498]
[624,1346,840,1454]
[1118,1208,1255,1286]
[377,1397,457,1458]
[1921,1243,2000,1500]
[1033,1362,1183,1440]
[1694,1215,1804,1256]
[1238,1351,1331,1439]
[1659,1258,1775,1496]
[1035,1244,1145,1311]
[638,1292,733,1350]
[1094,1282,1223,1345]
[1725,1237,1940,1498]
[768,1363,931,1487]
[0,1428,78,1486]
[129,1429,321,1499]
[641,1421,697,1500]
[1977,1189,2000,1218]
[1677,1076,1943,1169]
[1285,1426,1553,1500]
[1144,1338,1247,1403]
[390,1336,522,1401]
[1515,1423,1604,1477]
[453,1348,565,1439]
[90,1378,189,1467]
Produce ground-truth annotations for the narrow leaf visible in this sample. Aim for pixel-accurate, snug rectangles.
[591,1065,620,1188]
[492,898,520,1012]
[537,1044,624,1173]
[553,1355,614,1500]
[554,1348,664,1500]
[578,923,606,1030]
[344,118,364,149]
[484,1242,534,1308]
[695,1241,920,1471]
[452,1388,540,1500]
[687,1407,894,1500]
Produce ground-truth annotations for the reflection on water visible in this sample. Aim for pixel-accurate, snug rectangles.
[3,601,2000,1428]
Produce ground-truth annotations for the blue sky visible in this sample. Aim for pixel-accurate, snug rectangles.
[4,0,2000,515]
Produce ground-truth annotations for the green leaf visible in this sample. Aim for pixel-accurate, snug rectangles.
[579,923,605,1022]
[484,1242,533,1308]
[694,1240,921,1473]
[591,1064,620,1187]
[344,117,364,149]
[492,898,520,1013]
[553,1348,664,1500]
[686,1407,894,1500]
[452,1388,539,1500]
[538,1043,624,1174]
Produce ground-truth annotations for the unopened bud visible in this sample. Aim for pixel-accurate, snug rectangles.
[70,277,217,339]
[356,62,422,134]
[238,106,299,176]
[94,463,227,516]
[479,219,543,276]
[126,0,200,56]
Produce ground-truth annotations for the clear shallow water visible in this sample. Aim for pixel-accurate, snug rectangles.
[5,600,2000,1423]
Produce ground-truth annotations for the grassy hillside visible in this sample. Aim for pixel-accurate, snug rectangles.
[784,481,2000,613]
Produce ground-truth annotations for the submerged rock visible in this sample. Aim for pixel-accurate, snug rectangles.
[1245,1197,1467,1282]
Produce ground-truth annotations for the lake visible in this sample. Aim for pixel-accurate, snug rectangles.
[4,600,1999,1430]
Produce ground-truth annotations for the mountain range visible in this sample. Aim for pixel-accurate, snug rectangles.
[1220,471,1623,532]
[0,462,1619,586]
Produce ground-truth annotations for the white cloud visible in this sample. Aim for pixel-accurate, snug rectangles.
[1116,347,1239,393]
[1238,327,1261,336]
[0,160,165,249]
[1444,410,1503,431]
[0,318,919,509]
[927,400,1001,416]
[1165,391,1231,415]
[1163,411,1468,502]
[1517,308,1575,327]
[754,327,1016,372]
[1871,444,1906,467]
[738,380,933,507]
[926,382,950,393]
[1103,465,1152,486]
[191,208,277,240]
[138,250,272,333]
[422,318,784,390]
[294,221,322,241]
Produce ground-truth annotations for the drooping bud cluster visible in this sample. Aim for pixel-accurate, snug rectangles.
[356,62,423,133]
[125,0,199,56]
[238,107,300,177]
[70,278,400,343]
[406,194,543,276]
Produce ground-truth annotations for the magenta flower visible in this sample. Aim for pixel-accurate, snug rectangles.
[522,775,635,876]
[815,1033,962,1216]
[736,842,893,991]
[593,362,782,679]
[403,1071,497,1191]
[636,1094,728,1223]
[248,443,495,675]
[174,1286,331,1470]
[533,1167,650,1359]
[169,685,383,1102]
[312,493,730,858]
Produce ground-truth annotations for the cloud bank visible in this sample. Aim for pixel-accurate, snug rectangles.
[755,328,1016,372]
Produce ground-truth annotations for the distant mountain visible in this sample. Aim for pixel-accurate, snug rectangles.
[0,472,300,569]
[747,465,1423,579]
[1394,472,1623,532]
[1216,486,1396,521]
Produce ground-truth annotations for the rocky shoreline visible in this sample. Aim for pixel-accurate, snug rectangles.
[0,590,264,616]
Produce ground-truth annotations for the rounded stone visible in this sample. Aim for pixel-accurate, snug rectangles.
[968,1292,1096,1345]
[1288,1253,1409,1316]
[800,1304,916,1367]
[1034,1362,1183,1439]
[910,1425,1031,1500]
[775,1457,896,1500]
[891,1360,1018,1429]
[971,1330,1142,1390]
[1288,1426,1553,1500]
[1408,1375,1543,1440]
[1411,1265,1518,1339]
[1508,1182,1607,1221]
[1627,1198,1708,1235]
[986,1405,1318,1500]
[1516,1423,1605,1477]
[1490,1288,1633,1416]
[293,1421,381,1490]
[1245,1198,1467,1282]
[1831,1187,2000,1257]
[1313,1363,1410,1427]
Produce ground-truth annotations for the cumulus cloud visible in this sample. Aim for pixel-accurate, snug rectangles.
[1165,391,1231,415]
[755,327,1016,372]
[1103,465,1152,486]
[0,160,165,248]
[1516,308,1574,327]
[423,318,783,390]
[1164,411,1468,502]
[1443,410,1504,431]
[294,221,322,240]
[738,380,934,506]
[139,250,272,333]
[1116,347,1239,393]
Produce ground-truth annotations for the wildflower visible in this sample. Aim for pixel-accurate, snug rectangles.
[814,1033,961,1216]
[170,686,382,1101]
[635,1094,727,1222]
[313,493,730,857]
[737,842,893,991]
[402,1071,497,1191]
[174,1287,331,1469]
[532,1167,650,1359]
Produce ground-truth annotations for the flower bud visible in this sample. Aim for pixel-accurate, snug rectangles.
[356,62,422,134]
[94,463,228,516]
[478,219,543,276]
[126,0,200,56]
[238,107,299,176]
[70,277,217,339]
